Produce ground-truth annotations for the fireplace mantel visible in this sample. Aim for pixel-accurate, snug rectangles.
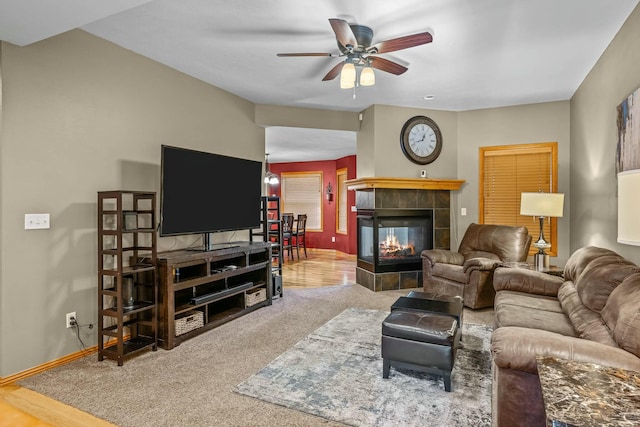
[346,177,465,191]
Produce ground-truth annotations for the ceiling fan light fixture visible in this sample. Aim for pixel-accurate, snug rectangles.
[360,66,375,86]
[340,62,356,89]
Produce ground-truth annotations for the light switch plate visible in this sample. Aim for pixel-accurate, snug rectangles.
[25,213,50,230]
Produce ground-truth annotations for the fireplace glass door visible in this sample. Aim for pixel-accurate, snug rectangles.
[357,210,433,273]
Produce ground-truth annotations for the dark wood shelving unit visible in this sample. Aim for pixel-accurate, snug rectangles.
[97,191,158,366]
[156,242,272,350]
[251,196,283,298]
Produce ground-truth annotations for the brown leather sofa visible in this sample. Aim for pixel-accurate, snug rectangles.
[491,246,640,427]
[421,223,532,309]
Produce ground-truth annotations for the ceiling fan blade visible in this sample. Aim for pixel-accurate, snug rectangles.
[369,57,408,75]
[370,32,433,54]
[322,61,345,81]
[329,18,358,49]
[277,52,335,57]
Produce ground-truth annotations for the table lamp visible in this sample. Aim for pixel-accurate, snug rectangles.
[520,192,564,269]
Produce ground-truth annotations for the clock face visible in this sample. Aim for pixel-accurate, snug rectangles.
[408,123,438,157]
[400,116,442,165]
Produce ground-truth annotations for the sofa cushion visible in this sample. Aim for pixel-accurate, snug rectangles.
[602,272,640,357]
[494,291,576,337]
[463,250,500,261]
[491,327,640,374]
[558,281,618,346]
[563,246,620,284]
[495,290,565,314]
[574,255,640,312]
[493,267,564,297]
[457,223,531,263]
[431,263,468,283]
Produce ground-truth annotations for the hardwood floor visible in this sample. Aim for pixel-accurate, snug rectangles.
[281,248,356,288]
[0,384,115,427]
[0,249,357,427]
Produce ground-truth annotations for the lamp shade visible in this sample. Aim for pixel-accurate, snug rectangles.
[618,170,640,246]
[340,63,356,89]
[520,192,564,217]
[360,66,375,86]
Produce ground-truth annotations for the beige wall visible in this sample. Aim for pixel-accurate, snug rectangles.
[0,42,4,374]
[0,30,264,377]
[570,3,640,263]
[356,105,376,177]
[457,102,571,261]
[358,104,458,180]
[255,104,359,131]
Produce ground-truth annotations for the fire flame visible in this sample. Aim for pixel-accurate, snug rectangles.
[379,231,415,257]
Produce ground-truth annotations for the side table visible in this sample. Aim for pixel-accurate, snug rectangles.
[536,356,640,426]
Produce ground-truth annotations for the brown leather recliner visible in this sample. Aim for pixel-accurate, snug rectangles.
[421,223,532,309]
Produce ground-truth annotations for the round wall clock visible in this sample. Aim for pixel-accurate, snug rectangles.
[400,115,443,165]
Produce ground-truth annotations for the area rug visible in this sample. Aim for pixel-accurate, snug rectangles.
[234,307,492,427]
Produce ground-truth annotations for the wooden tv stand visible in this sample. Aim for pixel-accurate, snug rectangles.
[156,241,272,350]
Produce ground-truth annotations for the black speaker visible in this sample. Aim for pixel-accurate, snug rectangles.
[272,275,283,299]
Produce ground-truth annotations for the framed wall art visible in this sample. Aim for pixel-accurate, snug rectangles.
[616,87,640,173]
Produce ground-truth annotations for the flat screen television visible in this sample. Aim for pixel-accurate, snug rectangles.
[159,145,262,244]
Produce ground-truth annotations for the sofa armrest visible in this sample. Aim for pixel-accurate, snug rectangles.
[491,327,640,375]
[421,249,464,266]
[493,267,563,297]
[462,257,500,273]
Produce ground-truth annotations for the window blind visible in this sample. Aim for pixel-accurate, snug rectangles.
[337,169,347,234]
[281,172,322,231]
[480,143,558,255]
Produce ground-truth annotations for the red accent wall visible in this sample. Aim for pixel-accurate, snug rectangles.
[268,156,357,255]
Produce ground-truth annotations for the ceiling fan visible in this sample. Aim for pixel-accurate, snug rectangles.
[277,18,433,87]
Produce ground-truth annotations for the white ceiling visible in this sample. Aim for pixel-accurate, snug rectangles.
[2,0,638,162]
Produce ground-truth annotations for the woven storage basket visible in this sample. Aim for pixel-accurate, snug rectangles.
[245,288,267,307]
[175,310,204,336]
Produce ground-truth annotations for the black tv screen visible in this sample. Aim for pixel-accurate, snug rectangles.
[160,145,262,236]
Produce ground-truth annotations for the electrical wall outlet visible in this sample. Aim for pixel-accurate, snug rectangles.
[332,236,336,242]
[25,213,50,230]
[66,311,76,328]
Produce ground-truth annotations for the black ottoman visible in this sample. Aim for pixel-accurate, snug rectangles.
[381,310,461,392]
[391,290,464,335]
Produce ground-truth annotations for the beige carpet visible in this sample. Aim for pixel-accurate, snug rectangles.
[19,285,493,427]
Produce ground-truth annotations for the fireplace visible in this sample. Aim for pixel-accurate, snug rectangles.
[357,209,433,273]
[346,177,464,292]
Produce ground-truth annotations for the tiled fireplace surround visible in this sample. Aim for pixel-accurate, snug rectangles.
[347,178,464,292]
